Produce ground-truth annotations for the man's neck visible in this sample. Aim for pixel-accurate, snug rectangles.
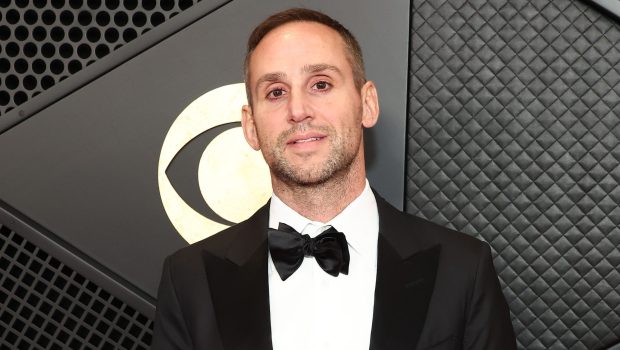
[272,170,366,223]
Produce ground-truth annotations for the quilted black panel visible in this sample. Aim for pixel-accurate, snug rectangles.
[406,0,620,349]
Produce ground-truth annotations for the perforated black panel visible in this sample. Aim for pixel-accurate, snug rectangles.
[406,0,620,349]
[0,223,153,349]
[0,0,200,115]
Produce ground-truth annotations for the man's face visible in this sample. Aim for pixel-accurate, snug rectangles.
[242,21,378,187]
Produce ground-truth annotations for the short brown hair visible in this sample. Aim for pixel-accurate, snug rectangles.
[244,8,366,104]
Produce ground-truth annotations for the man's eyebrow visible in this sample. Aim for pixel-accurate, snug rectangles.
[302,64,342,76]
[255,72,287,88]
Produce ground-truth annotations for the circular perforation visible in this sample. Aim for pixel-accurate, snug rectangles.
[0,0,200,115]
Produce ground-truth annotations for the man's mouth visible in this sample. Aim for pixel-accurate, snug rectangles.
[293,137,322,144]
[287,134,326,145]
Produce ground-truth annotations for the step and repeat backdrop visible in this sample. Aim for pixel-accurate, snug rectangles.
[0,0,619,349]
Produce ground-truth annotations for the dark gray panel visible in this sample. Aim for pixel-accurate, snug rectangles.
[406,0,620,349]
[0,0,409,298]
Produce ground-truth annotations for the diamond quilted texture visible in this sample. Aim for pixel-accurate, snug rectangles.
[406,0,620,349]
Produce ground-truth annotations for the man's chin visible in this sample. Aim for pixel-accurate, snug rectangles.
[268,150,356,188]
[273,166,334,188]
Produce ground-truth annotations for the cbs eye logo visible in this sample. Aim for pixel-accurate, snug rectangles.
[158,83,271,244]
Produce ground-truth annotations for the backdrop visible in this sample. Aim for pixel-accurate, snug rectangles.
[0,0,618,349]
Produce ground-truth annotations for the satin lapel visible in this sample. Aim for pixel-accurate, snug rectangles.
[202,204,273,350]
[369,194,441,350]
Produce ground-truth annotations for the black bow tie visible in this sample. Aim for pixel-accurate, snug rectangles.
[268,223,350,281]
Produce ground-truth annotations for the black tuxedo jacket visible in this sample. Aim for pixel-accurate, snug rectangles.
[152,194,517,350]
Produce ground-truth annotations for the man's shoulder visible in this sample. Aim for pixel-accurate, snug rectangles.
[405,211,485,247]
[167,224,237,263]
[376,194,489,260]
[165,201,269,267]
[382,202,498,295]
[407,212,491,263]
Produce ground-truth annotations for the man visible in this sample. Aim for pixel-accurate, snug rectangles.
[152,8,517,350]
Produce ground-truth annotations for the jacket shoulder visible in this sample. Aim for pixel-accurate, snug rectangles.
[376,193,489,260]
[166,201,269,269]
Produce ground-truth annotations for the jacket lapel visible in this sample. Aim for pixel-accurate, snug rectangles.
[370,195,441,350]
[202,203,273,350]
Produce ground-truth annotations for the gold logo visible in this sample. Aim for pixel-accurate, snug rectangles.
[158,83,271,243]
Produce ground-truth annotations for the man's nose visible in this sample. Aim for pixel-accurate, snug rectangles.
[287,91,312,123]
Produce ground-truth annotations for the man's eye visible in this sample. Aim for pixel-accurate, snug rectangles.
[267,88,285,99]
[313,81,330,90]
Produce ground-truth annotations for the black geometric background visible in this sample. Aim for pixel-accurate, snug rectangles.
[0,223,153,349]
[406,0,620,349]
[0,0,200,115]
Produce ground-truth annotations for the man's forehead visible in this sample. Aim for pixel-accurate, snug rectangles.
[262,20,342,43]
[250,21,347,61]
[249,24,349,72]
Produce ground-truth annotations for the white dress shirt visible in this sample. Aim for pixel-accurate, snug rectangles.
[268,180,379,350]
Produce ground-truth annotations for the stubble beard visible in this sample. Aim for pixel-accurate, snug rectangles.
[262,123,360,188]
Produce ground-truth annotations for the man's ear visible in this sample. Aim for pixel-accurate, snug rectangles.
[360,81,379,128]
[241,105,261,150]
